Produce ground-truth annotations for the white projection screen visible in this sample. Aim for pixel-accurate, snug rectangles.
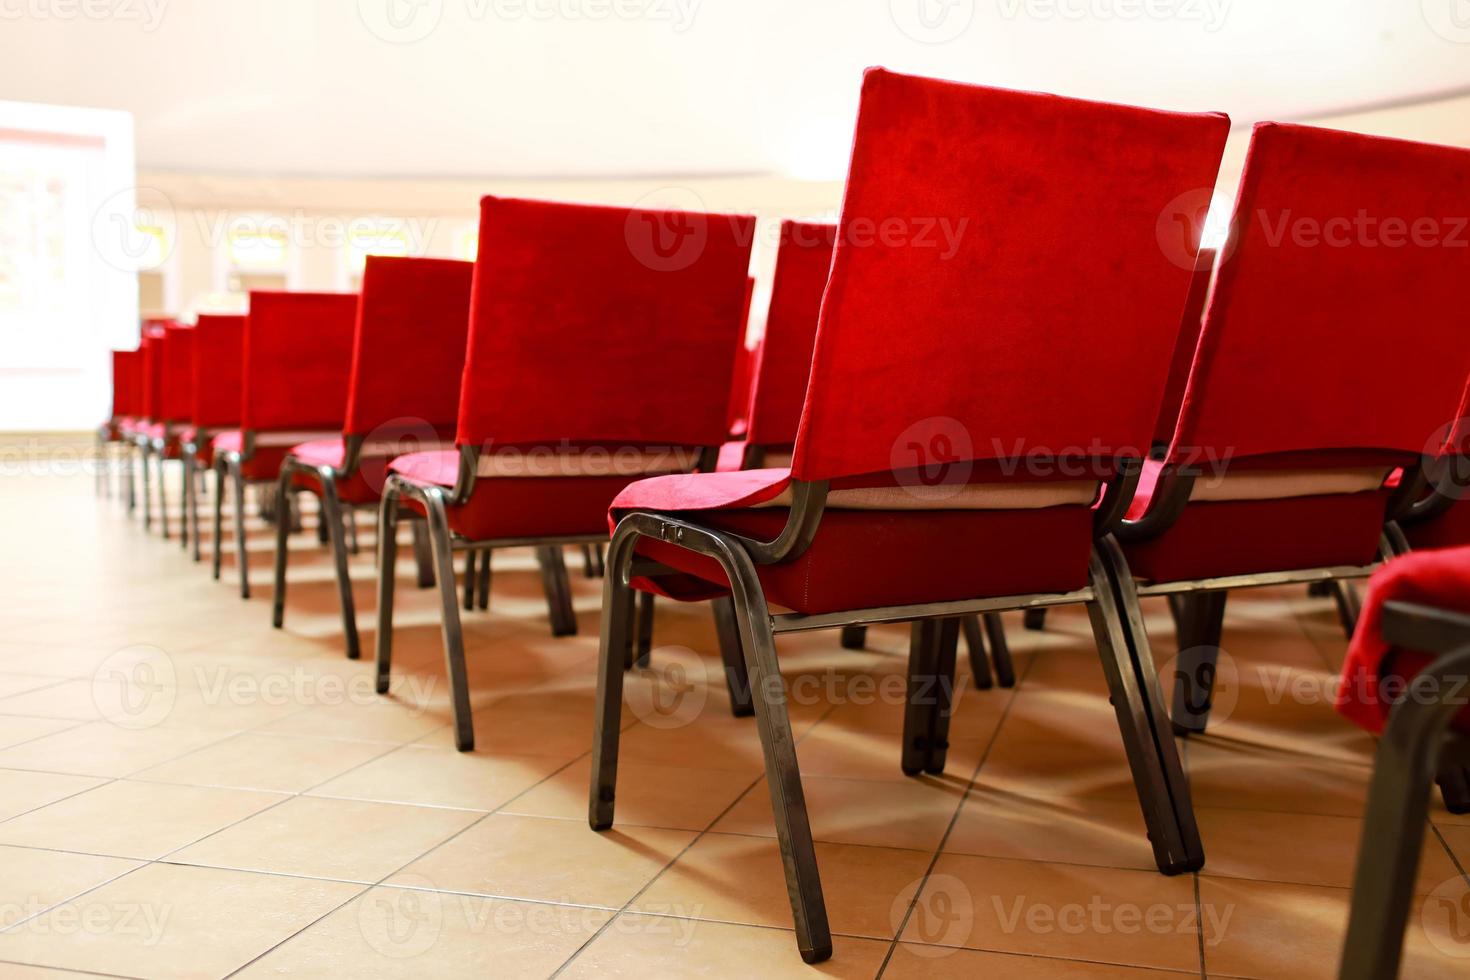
[0,101,140,431]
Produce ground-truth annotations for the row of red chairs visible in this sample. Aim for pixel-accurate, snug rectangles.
[97,68,1470,966]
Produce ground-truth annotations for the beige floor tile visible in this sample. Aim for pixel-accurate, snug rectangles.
[712,774,966,851]
[0,717,83,752]
[252,700,454,744]
[943,789,1156,871]
[0,863,361,979]
[308,744,568,811]
[633,833,930,939]
[900,854,1200,973]
[0,769,105,823]
[559,913,889,978]
[238,887,612,978]
[0,723,233,778]
[976,726,1141,802]
[1195,806,1460,893]
[167,795,480,882]
[1184,737,1373,817]
[0,779,285,860]
[0,676,65,700]
[502,757,758,831]
[882,943,1198,977]
[135,732,393,793]
[0,845,141,929]
[1198,875,1470,979]
[792,726,989,783]
[389,812,694,908]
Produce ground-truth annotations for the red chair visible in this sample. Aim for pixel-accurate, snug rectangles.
[210,291,359,599]
[132,323,170,533]
[1393,377,1470,553]
[147,322,196,546]
[183,314,247,564]
[724,276,757,440]
[98,348,144,505]
[374,195,754,751]
[1116,122,1470,738]
[1335,546,1470,979]
[270,256,474,660]
[591,68,1230,962]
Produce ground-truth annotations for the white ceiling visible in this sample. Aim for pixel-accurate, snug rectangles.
[3,0,1468,180]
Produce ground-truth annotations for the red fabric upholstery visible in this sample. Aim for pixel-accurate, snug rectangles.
[109,350,143,423]
[455,196,754,450]
[242,292,359,433]
[746,221,836,448]
[1337,546,1470,735]
[791,69,1230,482]
[344,256,474,438]
[1151,247,1216,449]
[161,324,195,424]
[724,277,757,437]
[141,331,164,422]
[287,438,384,505]
[192,314,246,428]
[1167,123,1470,464]
[389,450,646,540]
[210,429,292,481]
[1403,498,1470,552]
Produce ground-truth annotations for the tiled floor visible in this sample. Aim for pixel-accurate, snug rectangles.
[0,458,1467,977]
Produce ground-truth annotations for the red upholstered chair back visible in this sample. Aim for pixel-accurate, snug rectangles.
[344,256,475,438]
[790,70,1231,482]
[141,327,166,422]
[192,314,246,429]
[456,196,755,450]
[723,277,757,435]
[161,324,195,424]
[746,221,836,448]
[110,350,142,419]
[1449,380,1470,458]
[1152,247,1216,449]
[242,292,359,433]
[1168,123,1470,467]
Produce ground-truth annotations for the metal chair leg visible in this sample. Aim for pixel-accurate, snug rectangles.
[410,518,435,588]
[983,612,1016,688]
[1170,591,1228,736]
[1089,539,1204,875]
[1436,763,1470,814]
[139,443,152,531]
[421,487,475,751]
[229,457,250,599]
[186,452,202,561]
[711,595,753,717]
[634,591,654,667]
[347,507,359,555]
[925,618,960,775]
[902,619,943,776]
[155,448,169,540]
[318,469,360,660]
[1023,608,1047,631]
[211,459,225,581]
[581,543,597,578]
[125,444,136,513]
[1330,579,1362,639]
[1340,647,1470,980]
[475,547,491,610]
[462,549,478,612]
[962,615,993,690]
[373,485,402,695]
[270,465,294,630]
[589,518,831,963]
[179,452,190,551]
[839,625,867,650]
[537,546,577,637]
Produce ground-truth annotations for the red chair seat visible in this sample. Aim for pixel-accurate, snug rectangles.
[1337,545,1470,735]
[211,429,292,481]
[612,469,1093,615]
[1120,461,1390,584]
[285,438,384,505]
[1402,498,1470,552]
[389,450,647,541]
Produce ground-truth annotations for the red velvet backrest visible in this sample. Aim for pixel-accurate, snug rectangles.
[161,324,195,424]
[456,196,755,449]
[1447,379,1470,458]
[791,69,1230,481]
[344,256,475,438]
[723,277,757,435]
[192,314,247,428]
[110,350,142,419]
[747,221,837,447]
[1168,123,1470,465]
[1151,247,1216,449]
[141,327,166,422]
[242,292,359,433]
